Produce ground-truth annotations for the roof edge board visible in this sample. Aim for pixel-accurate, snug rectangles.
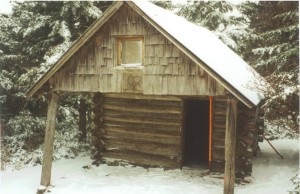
[26,1,124,98]
[127,1,255,108]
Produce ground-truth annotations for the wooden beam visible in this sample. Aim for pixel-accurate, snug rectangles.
[40,92,59,187]
[209,96,213,169]
[224,97,237,194]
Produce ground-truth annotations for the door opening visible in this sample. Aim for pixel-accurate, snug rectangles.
[184,99,209,167]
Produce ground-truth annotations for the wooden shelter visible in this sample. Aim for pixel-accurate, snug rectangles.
[26,1,265,193]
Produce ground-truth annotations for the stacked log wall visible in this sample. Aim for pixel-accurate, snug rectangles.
[99,93,182,168]
[211,98,260,175]
[211,98,226,172]
[91,93,106,162]
[235,102,259,176]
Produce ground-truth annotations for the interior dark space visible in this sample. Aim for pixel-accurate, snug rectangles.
[184,99,209,167]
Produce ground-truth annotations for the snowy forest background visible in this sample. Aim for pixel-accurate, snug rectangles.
[0,1,298,172]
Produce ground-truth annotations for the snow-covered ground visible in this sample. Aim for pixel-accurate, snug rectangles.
[1,139,299,194]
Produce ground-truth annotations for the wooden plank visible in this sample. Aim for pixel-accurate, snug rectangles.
[40,92,59,186]
[104,121,180,135]
[224,97,237,194]
[104,97,181,107]
[104,93,181,101]
[104,149,179,168]
[103,102,181,114]
[105,137,179,157]
[104,108,181,120]
[103,115,181,126]
[105,126,180,145]
[212,148,225,160]
[211,160,225,172]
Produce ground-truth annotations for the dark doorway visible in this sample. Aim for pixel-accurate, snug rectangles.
[184,99,209,167]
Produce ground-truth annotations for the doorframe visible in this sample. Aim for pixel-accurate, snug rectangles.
[180,96,213,169]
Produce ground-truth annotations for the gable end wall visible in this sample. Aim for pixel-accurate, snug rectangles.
[51,5,226,96]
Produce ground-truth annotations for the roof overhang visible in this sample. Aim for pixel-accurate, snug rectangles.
[26,1,264,109]
[127,1,260,108]
[26,1,124,98]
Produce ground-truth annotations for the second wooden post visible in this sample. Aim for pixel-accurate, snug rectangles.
[224,97,237,194]
[40,92,59,187]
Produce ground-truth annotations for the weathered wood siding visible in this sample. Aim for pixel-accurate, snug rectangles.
[100,93,182,168]
[211,98,259,174]
[51,4,226,96]
[211,98,227,171]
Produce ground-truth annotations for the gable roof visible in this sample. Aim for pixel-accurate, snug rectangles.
[26,1,265,108]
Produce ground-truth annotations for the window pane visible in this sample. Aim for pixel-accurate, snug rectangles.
[121,40,142,64]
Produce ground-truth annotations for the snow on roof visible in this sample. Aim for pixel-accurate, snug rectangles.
[26,1,265,107]
[132,1,265,107]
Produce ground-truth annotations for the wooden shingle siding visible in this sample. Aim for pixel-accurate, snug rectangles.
[51,4,226,96]
[101,93,182,168]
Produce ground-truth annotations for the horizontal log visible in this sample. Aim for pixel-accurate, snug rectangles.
[104,111,180,124]
[210,160,225,172]
[213,121,226,129]
[212,139,225,147]
[103,115,181,126]
[104,93,181,101]
[213,127,226,133]
[214,115,226,122]
[103,103,181,114]
[214,110,227,116]
[212,147,225,160]
[105,126,180,145]
[104,97,182,107]
[213,131,225,139]
[104,108,181,120]
[103,149,179,168]
[104,122,180,135]
[105,137,180,157]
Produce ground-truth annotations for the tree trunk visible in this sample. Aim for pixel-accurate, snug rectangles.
[224,97,237,194]
[40,92,59,187]
[79,98,87,142]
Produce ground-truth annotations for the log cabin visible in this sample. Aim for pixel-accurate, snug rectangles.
[26,1,266,191]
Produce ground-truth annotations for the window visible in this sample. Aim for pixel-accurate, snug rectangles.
[117,37,143,66]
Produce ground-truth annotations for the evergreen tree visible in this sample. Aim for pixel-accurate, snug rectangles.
[0,1,111,121]
[177,1,250,55]
[240,1,299,133]
[0,1,112,169]
[152,1,174,10]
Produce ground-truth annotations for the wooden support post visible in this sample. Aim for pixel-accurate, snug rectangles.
[209,96,213,170]
[79,98,87,142]
[40,92,59,187]
[224,97,237,194]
